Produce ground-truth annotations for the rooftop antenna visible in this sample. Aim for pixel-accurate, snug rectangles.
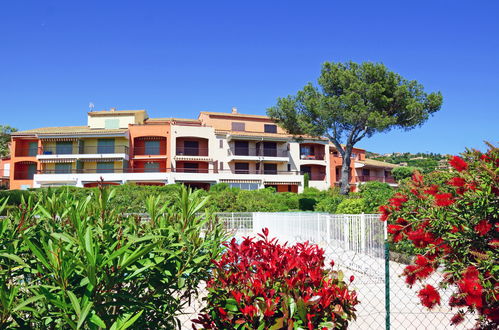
[89,102,95,112]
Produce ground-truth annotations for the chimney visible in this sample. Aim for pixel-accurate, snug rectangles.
[110,107,116,112]
[231,107,238,114]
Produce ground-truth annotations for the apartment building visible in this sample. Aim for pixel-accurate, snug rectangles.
[8,108,397,191]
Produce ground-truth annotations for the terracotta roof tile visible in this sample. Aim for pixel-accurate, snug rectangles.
[360,159,399,168]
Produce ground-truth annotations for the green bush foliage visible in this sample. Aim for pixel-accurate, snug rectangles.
[391,166,422,181]
[336,198,366,214]
[359,181,394,213]
[0,185,227,329]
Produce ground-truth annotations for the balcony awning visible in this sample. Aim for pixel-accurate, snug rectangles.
[174,156,212,161]
[135,136,165,140]
[40,137,79,141]
[39,159,75,163]
[14,161,37,165]
[79,158,123,162]
[264,181,301,185]
[219,179,261,184]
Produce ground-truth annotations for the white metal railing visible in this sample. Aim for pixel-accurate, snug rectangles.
[218,212,385,278]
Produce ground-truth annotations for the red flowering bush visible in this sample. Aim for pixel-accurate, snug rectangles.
[193,229,359,329]
[380,145,498,329]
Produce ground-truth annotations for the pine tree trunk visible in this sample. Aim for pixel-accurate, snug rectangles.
[340,148,352,195]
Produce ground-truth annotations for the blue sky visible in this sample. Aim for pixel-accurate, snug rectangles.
[1,1,498,155]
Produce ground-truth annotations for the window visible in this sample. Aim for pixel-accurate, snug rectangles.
[28,142,38,156]
[264,124,277,133]
[300,145,314,158]
[301,165,312,176]
[96,162,114,173]
[183,141,199,156]
[256,163,260,173]
[287,164,291,172]
[235,163,249,174]
[27,164,36,179]
[55,163,71,174]
[56,141,73,155]
[231,122,245,131]
[183,163,199,173]
[144,162,160,172]
[145,140,160,155]
[219,139,223,148]
[362,169,370,176]
[263,142,277,157]
[228,182,259,190]
[220,162,224,170]
[98,139,115,154]
[234,141,249,156]
[263,163,277,175]
[104,119,120,129]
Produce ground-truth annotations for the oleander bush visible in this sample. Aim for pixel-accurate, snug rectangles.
[381,144,498,329]
[193,229,359,329]
[0,184,227,329]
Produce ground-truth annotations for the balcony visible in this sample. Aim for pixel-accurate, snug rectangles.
[299,153,325,161]
[15,147,39,157]
[133,146,167,159]
[175,147,209,157]
[301,172,326,181]
[228,147,289,162]
[356,175,396,184]
[37,146,129,160]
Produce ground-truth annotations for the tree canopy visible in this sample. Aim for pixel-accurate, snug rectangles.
[267,61,443,194]
[0,125,17,157]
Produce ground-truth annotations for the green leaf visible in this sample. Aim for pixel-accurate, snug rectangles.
[89,312,107,328]
[12,295,45,312]
[67,290,81,317]
[76,301,93,329]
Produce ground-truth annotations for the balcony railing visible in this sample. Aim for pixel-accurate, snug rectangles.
[356,176,396,184]
[35,168,303,175]
[133,146,165,156]
[299,153,325,160]
[229,148,288,157]
[15,147,39,157]
[175,147,209,157]
[301,172,326,181]
[39,146,129,155]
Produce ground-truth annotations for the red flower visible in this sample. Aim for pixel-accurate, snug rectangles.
[450,312,465,325]
[448,177,466,187]
[424,184,439,196]
[349,275,355,282]
[412,172,424,185]
[434,193,454,207]
[451,226,459,233]
[418,284,440,309]
[407,228,434,248]
[218,307,228,317]
[379,205,391,221]
[474,220,492,236]
[449,156,468,172]
[389,194,408,209]
[241,305,257,317]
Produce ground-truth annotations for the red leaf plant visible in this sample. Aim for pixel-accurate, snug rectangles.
[192,229,359,329]
[381,144,499,329]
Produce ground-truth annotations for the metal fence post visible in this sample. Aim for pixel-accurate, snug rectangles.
[384,220,390,330]
[360,213,366,254]
[343,215,349,250]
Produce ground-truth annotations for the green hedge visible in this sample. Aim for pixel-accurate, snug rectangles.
[0,183,394,214]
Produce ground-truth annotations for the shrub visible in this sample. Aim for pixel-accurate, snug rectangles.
[359,181,393,213]
[193,229,359,329]
[0,185,227,329]
[391,166,422,181]
[315,193,345,214]
[380,145,498,328]
[336,198,365,214]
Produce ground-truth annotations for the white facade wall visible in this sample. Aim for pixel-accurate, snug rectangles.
[33,172,171,188]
